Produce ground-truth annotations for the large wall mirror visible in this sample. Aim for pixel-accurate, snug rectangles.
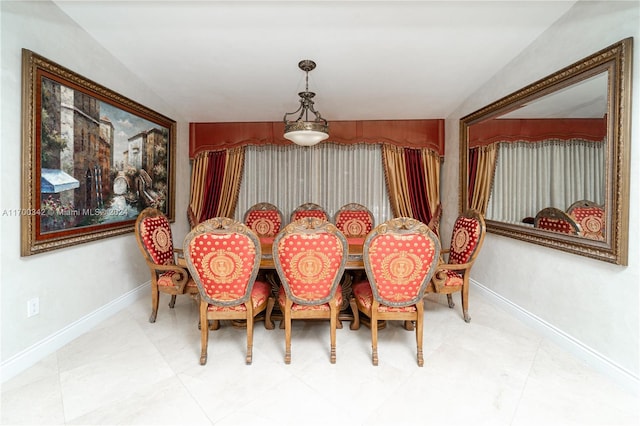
[460,38,632,265]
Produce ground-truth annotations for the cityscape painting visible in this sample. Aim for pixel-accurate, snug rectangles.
[21,49,176,256]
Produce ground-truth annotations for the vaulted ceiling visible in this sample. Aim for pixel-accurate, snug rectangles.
[52,1,577,123]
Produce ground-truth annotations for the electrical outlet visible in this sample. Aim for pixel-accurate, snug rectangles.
[27,297,39,317]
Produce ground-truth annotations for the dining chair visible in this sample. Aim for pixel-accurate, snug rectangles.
[425,209,486,323]
[183,217,273,365]
[333,202,374,242]
[273,217,348,364]
[351,217,441,366]
[134,207,198,323]
[290,202,329,222]
[534,207,581,235]
[567,200,605,240]
[243,202,284,243]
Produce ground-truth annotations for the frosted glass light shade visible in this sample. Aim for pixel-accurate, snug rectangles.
[284,129,329,146]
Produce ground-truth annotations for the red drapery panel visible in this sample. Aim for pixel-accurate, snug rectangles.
[468,117,606,148]
[189,119,444,158]
[199,151,226,222]
[404,148,432,224]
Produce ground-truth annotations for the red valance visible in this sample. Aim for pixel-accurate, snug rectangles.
[189,119,444,158]
[468,118,606,148]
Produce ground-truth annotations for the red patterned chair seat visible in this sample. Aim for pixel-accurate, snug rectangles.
[207,280,271,311]
[352,283,417,312]
[277,285,343,311]
[157,271,199,288]
[442,270,464,287]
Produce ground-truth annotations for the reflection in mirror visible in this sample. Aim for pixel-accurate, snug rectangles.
[477,72,607,238]
[460,38,632,265]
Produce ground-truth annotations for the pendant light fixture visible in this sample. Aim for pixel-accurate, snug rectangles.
[283,60,329,146]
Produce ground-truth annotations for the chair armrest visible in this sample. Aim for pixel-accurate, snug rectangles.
[146,261,191,292]
[435,261,474,273]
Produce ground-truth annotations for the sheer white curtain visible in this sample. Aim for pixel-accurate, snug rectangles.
[235,143,392,226]
[486,139,605,224]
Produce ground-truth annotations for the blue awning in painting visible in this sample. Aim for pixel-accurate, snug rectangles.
[41,168,80,193]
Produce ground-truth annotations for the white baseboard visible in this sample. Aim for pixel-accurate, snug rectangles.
[0,283,148,384]
[472,280,640,395]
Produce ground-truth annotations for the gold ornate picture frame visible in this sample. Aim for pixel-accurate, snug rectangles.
[459,38,632,265]
[20,49,176,256]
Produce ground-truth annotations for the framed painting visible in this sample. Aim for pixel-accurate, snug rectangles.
[20,49,176,256]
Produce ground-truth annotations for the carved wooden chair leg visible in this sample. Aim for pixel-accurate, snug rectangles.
[403,320,415,331]
[264,296,275,330]
[447,294,455,308]
[208,320,220,330]
[461,282,471,322]
[169,294,177,308]
[149,287,159,323]
[416,306,424,367]
[349,297,360,330]
[330,328,337,364]
[284,299,292,364]
[371,310,379,366]
[246,314,254,365]
[199,303,208,365]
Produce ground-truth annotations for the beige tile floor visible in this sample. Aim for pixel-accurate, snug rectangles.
[2,290,638,425]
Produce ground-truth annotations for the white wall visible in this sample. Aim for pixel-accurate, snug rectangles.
[442,1,639,387]
[0,1,192,379]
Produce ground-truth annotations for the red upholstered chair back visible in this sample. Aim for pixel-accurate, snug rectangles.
[243,202,283,239]
[136,208,176,266]
[534,207,581,235]
[567,200,605,240]
[184,217,261,307]
[290,202,329,222]
[363,217,441,308]
[448,209,487,265]
[273,217,348,305]
[333,203,374,239]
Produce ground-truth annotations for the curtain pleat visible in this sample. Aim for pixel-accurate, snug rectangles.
[485,139,604,224]
[404,148,431,223]
[199,151,225,222]
[469,143,498,214]
[382,144,412,218]
[235,143,392,225]
[422,148,441,219]
[215,147,245,218]
[188,151,209,226]
[190,143,441,228]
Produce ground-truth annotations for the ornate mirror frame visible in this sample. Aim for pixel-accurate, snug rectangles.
[459,38,632,265]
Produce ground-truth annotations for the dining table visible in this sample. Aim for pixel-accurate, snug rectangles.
[257,237,365,270]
